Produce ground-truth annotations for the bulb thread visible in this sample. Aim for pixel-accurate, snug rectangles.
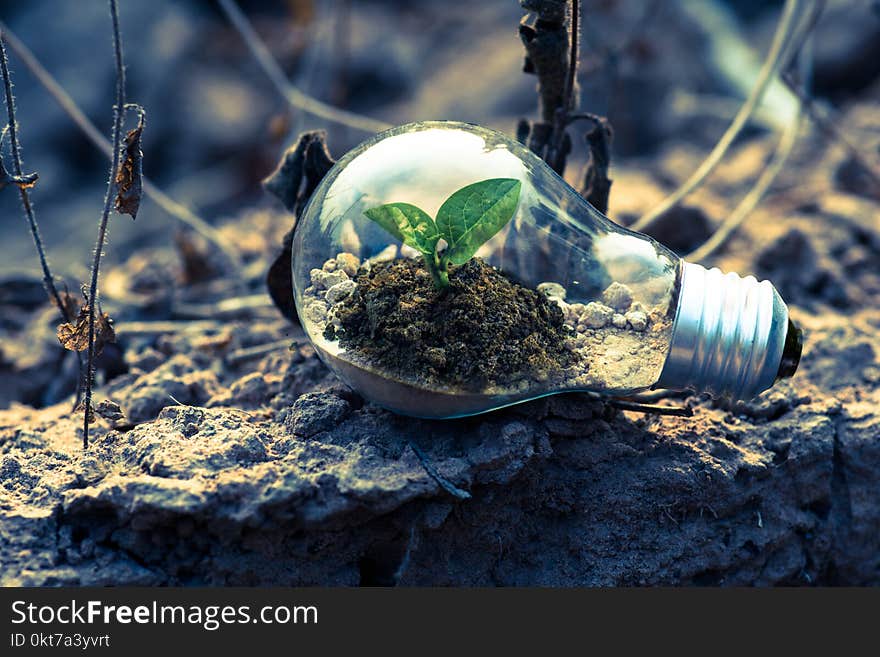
[657,262,789,399]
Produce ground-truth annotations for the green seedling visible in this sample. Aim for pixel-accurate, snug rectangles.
[364,178,522,289]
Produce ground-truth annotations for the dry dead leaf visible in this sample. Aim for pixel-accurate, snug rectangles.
[114,108,145,219]
[57,304,116,356]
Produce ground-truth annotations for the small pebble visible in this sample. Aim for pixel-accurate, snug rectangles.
[605,349,624,362]
[321,270,350,290]
[537,282,566,301]
[581,302,614,328]
[326,279,357,304]
[611,313,627,329]
[335,252,360,277]
[602,282,633,312]
[309,268,326,289]
[303,299,328,325]
[626,310,648,331]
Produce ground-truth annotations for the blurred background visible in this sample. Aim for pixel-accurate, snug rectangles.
[0,0,878,277]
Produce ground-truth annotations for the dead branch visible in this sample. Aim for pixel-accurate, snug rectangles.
[217,0,391,134]
[518,0,575,173]
[226,339,296,365]
[688,107,802,262]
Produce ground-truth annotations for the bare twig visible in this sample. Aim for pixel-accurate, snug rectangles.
[226,339,296,365]
[0,33,68,322]
[115,320,222,335]
[84,0,127,450]
[216,0,391,134]
[0,22,245,278]
[173,294,275,319]
[632,0,803,232]
[608,399,693,418]
[687,108,802,262]
[408,440,471,500]
[1,29,84,409]
[687,3,821,261]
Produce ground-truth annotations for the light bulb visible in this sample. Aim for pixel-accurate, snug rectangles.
[292,121,802,418]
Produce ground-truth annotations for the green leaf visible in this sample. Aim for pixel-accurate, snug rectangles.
[435,178,522,265]
[364,202,440,255]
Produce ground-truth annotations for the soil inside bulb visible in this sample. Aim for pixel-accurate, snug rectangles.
[323,257,575,391]
[303,251,674,397]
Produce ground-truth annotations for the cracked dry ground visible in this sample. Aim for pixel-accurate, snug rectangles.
[2,279,878,586]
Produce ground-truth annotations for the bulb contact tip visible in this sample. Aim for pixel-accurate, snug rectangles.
[776,318,802,381]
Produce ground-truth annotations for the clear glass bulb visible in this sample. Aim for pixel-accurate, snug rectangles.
[292,121,802,418]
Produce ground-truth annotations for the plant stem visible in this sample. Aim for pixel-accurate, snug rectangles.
[0,33,69,322]
[423,252,449,290]
[83,0,126,450]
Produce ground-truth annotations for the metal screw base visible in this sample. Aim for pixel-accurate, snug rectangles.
[656,262,799,400]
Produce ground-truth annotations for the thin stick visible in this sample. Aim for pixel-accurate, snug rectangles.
[631,0,801,232]
[226,339,295,365]
[408,440,471,500]
[84,0,127,450]
[608,399,693,418]
[687,108,801,262]
[216,0,391,134]
[115,320,223,335]
[0,22,245,277]
[0,33,69,322]
[564,0,579,113]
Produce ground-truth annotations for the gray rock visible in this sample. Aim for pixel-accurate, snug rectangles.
[581,302,614,328]
[537,282,566,301]
[625,310,648,331]
[286,392,352,438]
[335,252,360,277]
[602,282,634,312]
[325,279,357,304]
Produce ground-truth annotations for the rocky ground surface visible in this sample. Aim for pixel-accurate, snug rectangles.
[1,196,878,585]
[1,0,879,585]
